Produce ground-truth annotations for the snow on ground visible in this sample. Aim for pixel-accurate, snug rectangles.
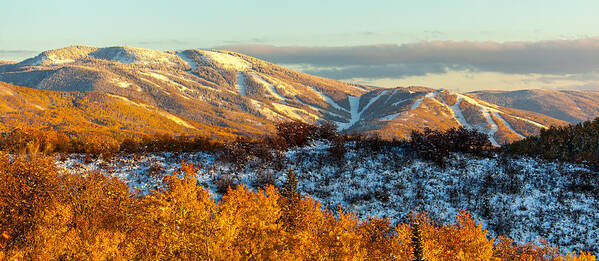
[107,94,147,108]
[512,115,548,129]
[23,54,75,66]
[448,97,473,128]
[379,112,401,121]
[410,97,424,110]
[111,49,135,64]
[139,71,196,96]
[31,104,45,110]
[111,78,140,91]
[337,91,388,130]
[384,89,397,103]
[55,143,599,254]
[272,102,318,121]
[98,47,182,67]
[235,73,247,96]
[140,71,173,82]
[249,72,285,100]
[425,92,504,146]
[410,92,436,110]
[250,100,284,121]
[456,93,547,129]
[0,86,15,96]
[493,112,526,139]
[199,51,251,71]
[338,95,361,130]
[45,54,75,65]
[391,98,410,107]
[156,111,197,129]
[27,55,45,66]
[176,52,198,70]
[362,91,388,113]
[478,107,500,146]
[311,87,348,112]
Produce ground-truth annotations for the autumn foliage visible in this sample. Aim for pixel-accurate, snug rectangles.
[0,128,219,158]
[0,154,594,260]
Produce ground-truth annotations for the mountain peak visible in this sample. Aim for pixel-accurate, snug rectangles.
[89,46,183,66]
[19,45,98,66]
[0,44,573,144]
[17,45,187,68]
[195,50,252,71]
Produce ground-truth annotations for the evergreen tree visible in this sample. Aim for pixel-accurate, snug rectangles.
[411,219,424,261]
[281,168,298,199]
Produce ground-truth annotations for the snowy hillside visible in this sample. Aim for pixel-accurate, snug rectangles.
[56,141,599,254]
[0,45,569,143]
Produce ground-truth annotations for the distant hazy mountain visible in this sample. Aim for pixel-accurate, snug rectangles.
[0,45,573,144]
[468,89,599,124]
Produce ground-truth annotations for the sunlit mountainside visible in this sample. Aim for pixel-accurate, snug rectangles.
[0,45,578,144]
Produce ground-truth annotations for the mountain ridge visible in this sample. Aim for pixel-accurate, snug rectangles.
[468,89,599,123]
[0,45,577,144]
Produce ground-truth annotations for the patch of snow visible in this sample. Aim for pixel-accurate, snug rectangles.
[326,111,346,119]
[391,98,410,106]
[200,51,251,71]
[140,71,193,94]
[176,52,197,70]
[272,102,318,121]
[493,112,525,139]
[379,112,401,121]
[410,98,424,110]
[107,94,148,108]
[140,71,170,82]
[447,97,472,128]
[449,93,499,146]
[336,91,387,130]
[422,92,472,130]
[46,54,74,64]
[31,104,45,110]
[28,56,44,66]
[250,100,283,120]
[480,108,500,146]
[337,95,361,130]
[361,90,387,114]
[456,93,547,129]
[158,111,197,129]
[235,73,247,96]
[111,49,135,64]
[310,87,348,112]
[0,86,15,96]
[22,53,75,66]
[111,78,132,89]
[410,92,436,110]
[513,117,548,129]
[101,46,181,67]
[249,72,285,100]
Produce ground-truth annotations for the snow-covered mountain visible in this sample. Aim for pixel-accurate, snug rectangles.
[469,89,599,124]
[0,45,570,143]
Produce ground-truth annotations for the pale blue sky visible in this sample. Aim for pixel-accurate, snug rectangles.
[1,0,597,54]
[1,0,598,91]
